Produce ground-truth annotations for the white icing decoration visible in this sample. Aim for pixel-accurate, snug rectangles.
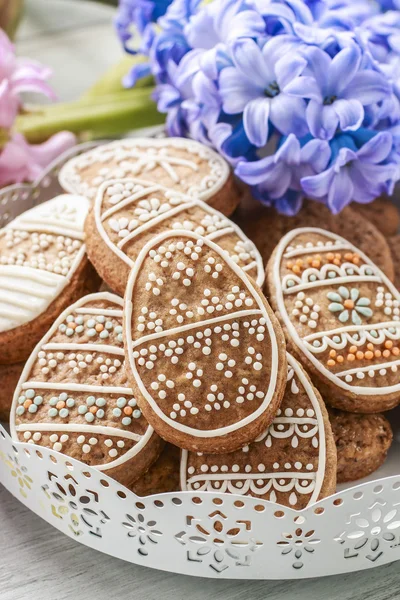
[0,195,89,332]
[274,227,400,396]
[94,177,264,287]
[10,292,155,471]
[180,353,326,507]
[125,230,278,438]
[59,137,230,201]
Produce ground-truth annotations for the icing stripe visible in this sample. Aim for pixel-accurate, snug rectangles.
[41,342,125,355]
[283,243,351,259]
[131,309,263,348]
[335,359,400,378]
[242,261,258,272]
[21,381,133,394]
[283,275,381,294]
[101,185,162,221]
[186,472,317,484]
[303,321,400,342]
[15,422,142,442]
[0,265,64,285]
[74,307,123,317]
[8,223,85,239]
[205,227,235,240]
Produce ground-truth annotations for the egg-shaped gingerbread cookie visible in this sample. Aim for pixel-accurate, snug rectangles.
[59,137,239,215]
[267,227,400,412]
[85,177,264,295]
[181,353,336,509]
[124,230,287,453]
[10,292,163,488]
[0,194,100,363]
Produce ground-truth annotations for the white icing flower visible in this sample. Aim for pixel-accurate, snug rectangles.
[134,197,171,222]
[108,216,139,238]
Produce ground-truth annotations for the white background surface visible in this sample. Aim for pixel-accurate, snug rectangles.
[1,1,400,598]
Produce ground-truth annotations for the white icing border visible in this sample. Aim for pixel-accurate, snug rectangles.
[273,227,400,396]
[59,137,230,201]
[94,177,265,287]
[180,353,326,507]
[124,230,278,438]
[10,292,155,471]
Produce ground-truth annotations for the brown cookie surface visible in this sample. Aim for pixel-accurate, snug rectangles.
[387,234,400,290]
[328,408,393,483]
[0,361,25,421]
[10,292,163,488]
[0,195,100,363]
[352,197,399,238]
[181,353,336,509]
[267,227,400,412]
[124,230,287,453]
[130,443,180,496]
[85,178,264,296]
[59,137,239,215]
[234,196,394,281]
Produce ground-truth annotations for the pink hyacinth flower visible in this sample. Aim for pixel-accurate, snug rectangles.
[0,132,76,187]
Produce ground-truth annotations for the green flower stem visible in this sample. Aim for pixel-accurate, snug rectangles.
[15,87,164,143]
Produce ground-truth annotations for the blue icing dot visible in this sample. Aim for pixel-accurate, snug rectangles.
[34,396,43,405]
[133,410,141,419]
[122,417,132,426]
[59,324,67,332]
[309,275,317,281]
[59,408,69,418]
[76,325,84,333]
[66,398,75,408]
[366,268,373,275]
[87,328,96,337]
[117,397,127,408]
[117,334,123,342]
[16,406,25,415]
[113,408,122,417]
[328,272,336,278]
[99,330,109,339]
[59,393,68,401]
[87,319,95,328]
[370,330,378,337]
[128,399,137,407]
[66,328,74,336]
[96,316,105,323]
[48,408,58,418]
[96,397,106,407]
[86,396,95,406]
[287,280,295,287]
[17,396,25,404]
[85,412,95,423]
[96,409,105,419]
[333,336,341,343]
[76,316,84,325]
[78,405,87,415]
[105,321,113,330]
[115,326,123,334]
[25,389,35,399]
[313,340,321,347]
[67,315,74,322]
[28,404,37,414]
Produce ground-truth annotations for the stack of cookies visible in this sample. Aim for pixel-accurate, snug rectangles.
[3,137,396,509]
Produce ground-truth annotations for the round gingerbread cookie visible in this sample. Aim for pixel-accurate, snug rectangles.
[181,353,336,509]
[328,408,393,483]
[0,194,100,364]
[10,292,163,488]
[0,361,25,421]
[267,227,400,413]
[124,230,287,453]
[59,137,239,215]
[85,177,264,296]
[234,196,395,281]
